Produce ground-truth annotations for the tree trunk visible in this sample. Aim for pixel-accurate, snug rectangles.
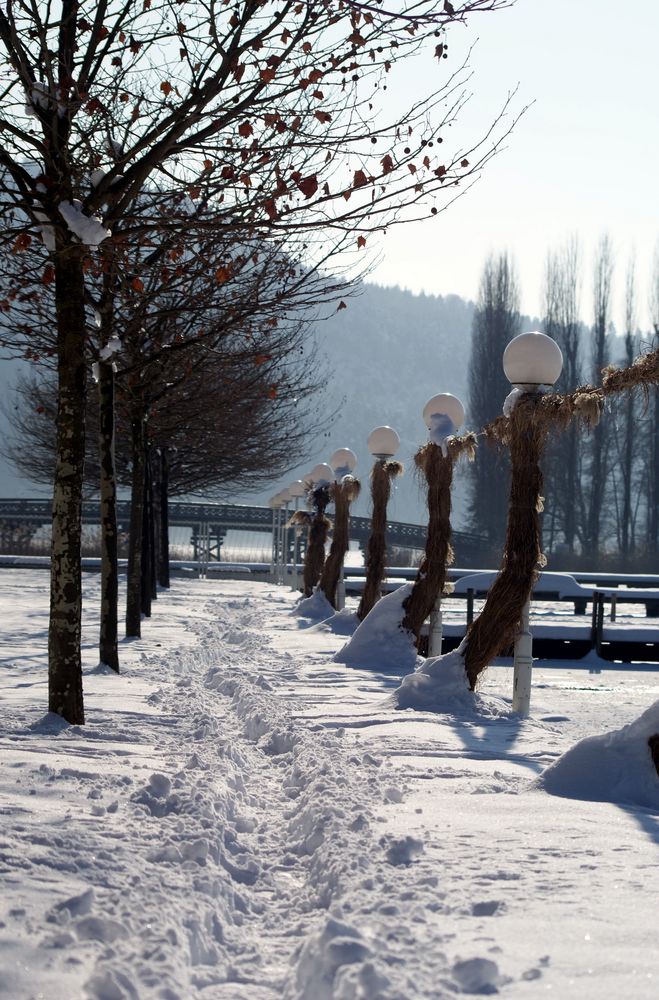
[149,452,157,601]
[463,395,545,689]
[358,462,392,621]
[319,484,350,609]
[620,390,634,563]
[402,445,453,645]
[48,245,86,724]
[158,449,171,588]
[563,421,579,552]
[586,420,606,560]
[141,446,153,618]
[126,413,145,637]
[98,360,119,671]
[649,393,659,556]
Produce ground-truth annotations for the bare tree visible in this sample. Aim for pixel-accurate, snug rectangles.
[613,254,639,562]
[645,242,659,557]
[466,252,520,551]
[0,0,515,721]
[582,235,613,560]
[542,237,583,555]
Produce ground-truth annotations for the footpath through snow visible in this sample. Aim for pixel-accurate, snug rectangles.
[0,571,658,999]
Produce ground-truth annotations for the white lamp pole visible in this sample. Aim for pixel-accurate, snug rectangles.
[279,488,293,585]
[503,331,563,715]
[268,495,281,581]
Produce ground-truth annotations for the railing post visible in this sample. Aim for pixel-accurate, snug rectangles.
[590,590,599,646]
[596,592,604,664]
[466,587,474,625]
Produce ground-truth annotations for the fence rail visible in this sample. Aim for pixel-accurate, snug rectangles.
[0,497,487,562]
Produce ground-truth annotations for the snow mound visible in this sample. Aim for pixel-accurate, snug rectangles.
[293,588,335,622]
[452,956,505,994]
[292,916,388,1000]
[393,645,472,710]
[333,584,418,673]
[308,607,359,636]
[381,834,424,866]
[535,699,659,810]
[392,644,511,718]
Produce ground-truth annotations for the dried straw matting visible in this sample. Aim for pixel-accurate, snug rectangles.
[357,459,403,621]
[463,389,601,689]
[401,434,476,646]
[319,477,361,609]
[602,350,659,399]
[301,484,332,598]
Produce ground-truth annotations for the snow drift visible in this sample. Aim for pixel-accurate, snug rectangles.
[333,583,419,673]
[536,699,659,810]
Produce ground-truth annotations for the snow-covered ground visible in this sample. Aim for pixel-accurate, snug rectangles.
[1,569,658,999]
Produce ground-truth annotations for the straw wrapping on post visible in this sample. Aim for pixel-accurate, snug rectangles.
[402,434,476,646]
[319,477,361,609]
[301,484,331,598]
[463,388,602,690]
[602,349,659,402]
[357,459,403,621]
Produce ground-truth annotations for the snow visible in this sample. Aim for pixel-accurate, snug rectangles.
[333,582,420,673]
[1,568,659,998]
[536,700,659,810]
[24,83,49,117]
[293,587,335,622]
[58,200,111,248]
[502,387,524,417]
[33,210,55,252]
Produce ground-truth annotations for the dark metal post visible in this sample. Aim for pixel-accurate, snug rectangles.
[467,587,474,626]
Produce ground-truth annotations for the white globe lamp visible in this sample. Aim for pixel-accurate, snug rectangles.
[503,332,563,389]
[329,447,358,479]
[367,426,400,460]
[309,462,333,486]
[422,393,465,442]
[289,480,306,498]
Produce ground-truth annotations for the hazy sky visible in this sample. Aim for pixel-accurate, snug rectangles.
[370,0,659,331]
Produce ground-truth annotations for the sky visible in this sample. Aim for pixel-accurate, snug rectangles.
[369,0,659,331]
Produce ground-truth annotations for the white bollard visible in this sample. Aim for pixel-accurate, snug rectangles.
[337,563,346,611]
[512,598,533,715]
[428,596,443,656]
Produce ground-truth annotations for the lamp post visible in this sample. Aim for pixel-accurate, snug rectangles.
[462,331,563,715]
[268,494,284,583]
[357,426,403,621]
[278,487,293,585]
[319,448,360,610]
[301,463,333,597]
[288,479,306,591]
[503,333,562,714]
[401,393,473,656]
